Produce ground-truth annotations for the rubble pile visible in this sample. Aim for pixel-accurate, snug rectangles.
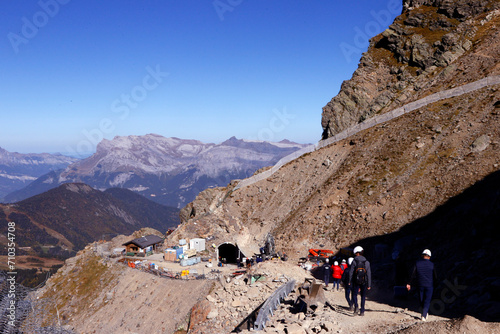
[189,260,313,333]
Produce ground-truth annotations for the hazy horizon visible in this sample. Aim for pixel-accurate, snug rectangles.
[1,0,401,154]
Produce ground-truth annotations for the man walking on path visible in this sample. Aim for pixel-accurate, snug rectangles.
[407,249,437,321]
[323,258,332,289]
[348,246,371,316]
[342,257,354,310]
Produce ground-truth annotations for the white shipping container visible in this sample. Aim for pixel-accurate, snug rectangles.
[190,238,206,252]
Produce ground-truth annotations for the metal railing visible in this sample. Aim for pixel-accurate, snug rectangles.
[254,279,296,331]
[0,271,75,334]
[234,75,500,191]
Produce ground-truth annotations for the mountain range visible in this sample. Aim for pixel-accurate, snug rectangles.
[2,135,308,207]
[0,183,179,262]
[0,147,77,200]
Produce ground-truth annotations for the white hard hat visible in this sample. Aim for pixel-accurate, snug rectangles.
[325,258,329,263]
[334,261,338,266]
[422,249,432,257]
[353,246,363,254]
[348,257,354,265]
[342,259,346,263]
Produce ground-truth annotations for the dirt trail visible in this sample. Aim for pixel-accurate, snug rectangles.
[198,260,500,334]
[235,279,500,334]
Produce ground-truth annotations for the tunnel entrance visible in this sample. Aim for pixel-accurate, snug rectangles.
[217,242,245,264]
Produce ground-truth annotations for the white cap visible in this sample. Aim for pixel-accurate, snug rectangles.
[422,249,431,257]
[353,246,363,254]
[348,257,354,265]
[342,259,346,263]
[334,261,338,266]
[325,258,329,263]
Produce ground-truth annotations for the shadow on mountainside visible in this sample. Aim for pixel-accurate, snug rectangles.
[341,170,500,322]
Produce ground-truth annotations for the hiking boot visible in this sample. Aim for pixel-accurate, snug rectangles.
[354,307,358,314]
[349,306,354,311]
[360,312,365,316]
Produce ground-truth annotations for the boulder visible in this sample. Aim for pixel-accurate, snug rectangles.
[471,135,490,152]
[189,300,211,331]
[285,323,306,334]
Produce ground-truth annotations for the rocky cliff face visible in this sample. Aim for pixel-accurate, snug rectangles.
[321,0,499,138]
[172,0,500,324]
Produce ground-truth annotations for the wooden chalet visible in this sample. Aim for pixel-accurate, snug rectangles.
[123,234,164,257]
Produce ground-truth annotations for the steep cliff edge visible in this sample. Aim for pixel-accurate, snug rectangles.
[321,0,499,138]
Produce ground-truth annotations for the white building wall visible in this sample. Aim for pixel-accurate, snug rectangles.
[190,238,206,252]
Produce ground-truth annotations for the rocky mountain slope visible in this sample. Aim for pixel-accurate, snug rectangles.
[29,234,212,334]
[0,147,77,201]
[169,0,500,326]
[321,0,499,138]
[15,0,500,333]
[3,135,308,208]
[0,183,179,267]
[30,238,499,334]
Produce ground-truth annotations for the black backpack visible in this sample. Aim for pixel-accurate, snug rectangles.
[354,259,367,285]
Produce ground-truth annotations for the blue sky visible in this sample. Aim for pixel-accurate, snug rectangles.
[0,0,401,156]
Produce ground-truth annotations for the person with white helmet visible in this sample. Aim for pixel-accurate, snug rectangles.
[340,259,348,272]
[332,261,343,291]
[407,249,437,321]
[322,258,332,289]
[348,246,372,316]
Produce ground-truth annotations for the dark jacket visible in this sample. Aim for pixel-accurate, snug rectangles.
[409,258,436,288]
[348,255,372,287]
[323,263,332,276]
[341,265,350,284]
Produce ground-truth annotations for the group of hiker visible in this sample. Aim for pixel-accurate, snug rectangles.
[322,246,371,316]
[321,246,435,320]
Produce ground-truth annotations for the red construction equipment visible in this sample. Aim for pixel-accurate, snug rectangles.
[307,249,334,259]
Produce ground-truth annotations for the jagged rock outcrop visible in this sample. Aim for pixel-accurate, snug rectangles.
[405,0,493,19]
[321,0,500,138]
